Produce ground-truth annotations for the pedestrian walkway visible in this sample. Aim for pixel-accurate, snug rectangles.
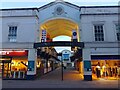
[40,67,83,81]
[2,67,119,89]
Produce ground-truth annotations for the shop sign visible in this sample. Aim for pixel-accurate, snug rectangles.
[0,50,28,56]
[28,61,35,71]
[84,61,92,72]
[34,41,84,48]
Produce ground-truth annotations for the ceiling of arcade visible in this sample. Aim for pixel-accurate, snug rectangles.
[40,19,78,39]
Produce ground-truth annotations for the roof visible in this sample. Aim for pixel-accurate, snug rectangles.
[0,7,39,11]
[0,0,119,11]
[80,6,120,8]
[38,0,80,10]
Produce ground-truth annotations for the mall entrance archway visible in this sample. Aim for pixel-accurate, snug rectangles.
[35,18,84,81]
[26,18,92,81]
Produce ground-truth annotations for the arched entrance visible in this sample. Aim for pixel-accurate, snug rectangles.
[26,18,91,81]
[40,18,80,42]
[34,18,84,81]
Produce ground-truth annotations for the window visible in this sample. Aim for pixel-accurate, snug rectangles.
[94,25,104,41]
[115,24,120,41]
[8,26,17,42]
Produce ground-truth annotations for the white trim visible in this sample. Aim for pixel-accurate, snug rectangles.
[103,24,106,41]
[92,21,105,25]
[113,22,120,41]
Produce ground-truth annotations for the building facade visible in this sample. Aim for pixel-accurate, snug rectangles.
[0,0,120,80]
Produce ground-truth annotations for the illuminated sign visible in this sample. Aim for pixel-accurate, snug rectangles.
[0,50,28,56]
[62,54,69,61]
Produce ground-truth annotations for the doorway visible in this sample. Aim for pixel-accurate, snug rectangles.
[0,59,12,79]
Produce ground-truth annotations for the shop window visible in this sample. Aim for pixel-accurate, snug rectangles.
[115,24,120,41]
[8,26,17,42]
[91,60,120,80]
[94,25,104,41]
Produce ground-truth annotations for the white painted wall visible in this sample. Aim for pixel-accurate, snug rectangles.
[80,7,119,55]
[38,3,80,24]
[2,17,38,42]
[81,15,118,42]
[0,9,39,49]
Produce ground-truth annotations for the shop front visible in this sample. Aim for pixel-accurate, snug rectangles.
[91,55,120,80]
[0,50,28,80]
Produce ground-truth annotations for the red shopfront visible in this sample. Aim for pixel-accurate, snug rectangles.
[0,50,28,79]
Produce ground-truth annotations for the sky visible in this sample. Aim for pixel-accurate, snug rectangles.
[0,0,120,52]
[0,0,120,9]
[53,36,71,53]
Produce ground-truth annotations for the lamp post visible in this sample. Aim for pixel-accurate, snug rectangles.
[61,60,63,81]
[57,53,63,81]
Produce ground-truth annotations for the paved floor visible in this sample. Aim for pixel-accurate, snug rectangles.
[1,67,119,89]
[40,67,83,81]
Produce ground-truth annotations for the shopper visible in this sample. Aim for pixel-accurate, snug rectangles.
[118,67,120,78]
[114,63,118,77]
[96,62,101,78]
[101,63,106,77]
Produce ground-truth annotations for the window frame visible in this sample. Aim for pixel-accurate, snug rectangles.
[8,26,17,42]
[93,24,105,42]
[115,24,120,41]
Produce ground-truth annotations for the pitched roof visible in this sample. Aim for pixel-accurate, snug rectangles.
[0,0,119,11]
[38,0,80,10]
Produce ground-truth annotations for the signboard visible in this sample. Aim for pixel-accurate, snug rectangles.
[72,30,77,39]
[41,30,46,42]
[62,54,69,61]
[0,50,28,56]
[84,61,92,71]
[34,41,84,48]
[28,61,35,71]
[91,55,120,60]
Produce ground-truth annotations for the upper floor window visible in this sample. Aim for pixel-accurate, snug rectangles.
[94,25,104,41]
[8,26,17,42]
[115,24,120,41]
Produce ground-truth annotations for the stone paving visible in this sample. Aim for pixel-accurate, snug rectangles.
[1,67,119,89]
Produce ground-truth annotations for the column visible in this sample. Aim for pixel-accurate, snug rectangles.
[27,49,37,80]
[83,48,92,81]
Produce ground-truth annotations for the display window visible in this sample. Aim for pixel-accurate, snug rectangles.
[0,50,28,79]
[0,57,28,79]
[91,60,120,80]
[10,57,28,79]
